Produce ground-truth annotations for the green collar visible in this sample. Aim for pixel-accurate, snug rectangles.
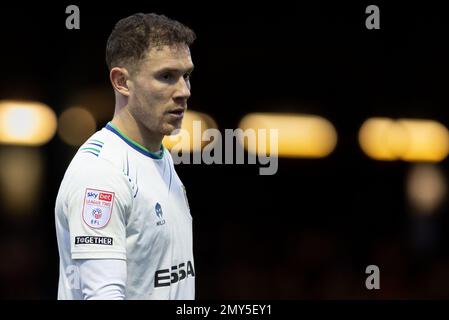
[106,122,164,160]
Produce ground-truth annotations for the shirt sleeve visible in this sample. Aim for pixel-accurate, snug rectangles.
[75,259,127,300]
[66,156,132,260]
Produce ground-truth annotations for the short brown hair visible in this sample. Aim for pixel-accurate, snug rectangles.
[106,13,196,72]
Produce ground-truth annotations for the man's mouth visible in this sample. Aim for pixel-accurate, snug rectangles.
[167,107,185,119]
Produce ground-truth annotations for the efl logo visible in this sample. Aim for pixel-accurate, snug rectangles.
[83,188,114,229]
[99,193,112,202]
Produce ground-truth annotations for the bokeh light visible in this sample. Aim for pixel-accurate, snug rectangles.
[0,148,44,215]
[0,100,57,146]
[359,118,449,162]
[58,107,97,146]
[406,164,447,214]
[238,113,337,158]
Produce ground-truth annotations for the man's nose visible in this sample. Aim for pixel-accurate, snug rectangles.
[173,77,191,100]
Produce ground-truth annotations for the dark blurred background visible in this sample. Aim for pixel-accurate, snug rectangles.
[1,1,449,299]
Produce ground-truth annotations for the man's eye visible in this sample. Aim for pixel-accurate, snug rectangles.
[162,73,173,81]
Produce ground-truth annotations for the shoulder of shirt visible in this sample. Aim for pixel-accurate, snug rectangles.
[63,128,132,187]
[64,127,174,180]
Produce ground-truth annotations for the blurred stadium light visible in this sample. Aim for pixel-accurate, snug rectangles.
[66,86,115,123]
[58,107,97,146]
[163,110,218,152]
[0,148,43,215]
[358,118,401,161]
[238,113,337,158]
[406,164,447,215]
[359,118,449,162]
[0,100,57,146]
[400,120,449,162]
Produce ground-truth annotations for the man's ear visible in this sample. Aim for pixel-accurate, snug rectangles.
[110,67,131,97]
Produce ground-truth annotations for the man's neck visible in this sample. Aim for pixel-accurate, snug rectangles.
[111,109,163,153]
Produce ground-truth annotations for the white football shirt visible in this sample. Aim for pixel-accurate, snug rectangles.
[55,122,195,300]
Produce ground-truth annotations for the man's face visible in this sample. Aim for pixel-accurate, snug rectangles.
[127,44,194,136]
